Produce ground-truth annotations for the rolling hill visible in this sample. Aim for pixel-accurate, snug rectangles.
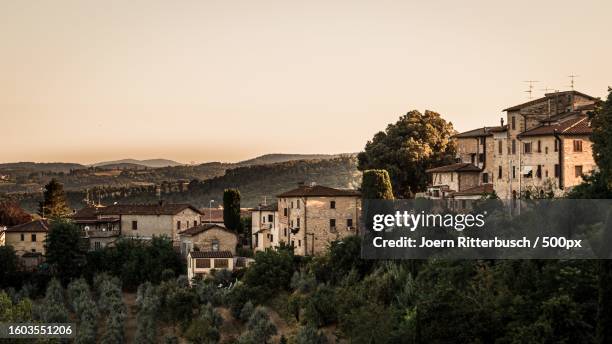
[91,159,183,168]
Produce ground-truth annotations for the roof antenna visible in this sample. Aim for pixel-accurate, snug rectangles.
[523,80,539,99]
[568,74,579,90]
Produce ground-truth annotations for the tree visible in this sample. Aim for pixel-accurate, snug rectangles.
[361,170,394,200]
[223,188,241,231]
[295,325,328,344]
[591,87,612,180]
[44,220,86,282]
[358,110,456,197]
[0,201,32,227]
[243,248,296,302]
[239,307,277,344]
[0,246,19,288]
[38,178,71,218]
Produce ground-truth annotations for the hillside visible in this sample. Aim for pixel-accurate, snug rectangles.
[236,153,354,166]
[91,158,183,168]
[0,162,85,173]
[6,156,361,212]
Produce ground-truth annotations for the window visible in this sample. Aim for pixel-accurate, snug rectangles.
[512,166,516,179]
[177,221,181,230]
[450,172,454,182]
[545,170,549,177]
[512,140,516,155]
[284,228,287,236]
[20,234,24,241]
[347,219,353,228]
[478,153,485,163]
[536,165,542,179]
[262,216,266,223]
[524,142,532,154]
[482,173,489,183]
[554,164,560,178]
[290,220,294,227]
[297,218,300,228]
[330,201,336,209]
[194,220,198,227]
[575,165,583,177]
[283,208,288,216]
[196,259,211,269]
[132,221,138,230]
[298,240,301,247]
[212,239,220,251]
[479,137,485,145]
[330,219,336,231]
[554,140,559,152]
[498,166,502,179]
[291,201,294,208]
[545,147,549,154]
[523,167,533,178]
[573,140,583,152]
[537,140,541,153]
[297,200,300,209]
[498,140,503,154]
[214,259,228,269]
[512,116,516,130]
[270,234,274,242]
[268,214,273,222]
[31,234,36,242]
[94,241,101,250]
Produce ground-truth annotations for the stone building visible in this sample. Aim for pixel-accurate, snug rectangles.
[0,220,48,269]
[178,223,238,257]
[277,183,361,256]
[251,203,279,252]
[425,163,482,199]
[425,90,599,199]
[72,201,203,247]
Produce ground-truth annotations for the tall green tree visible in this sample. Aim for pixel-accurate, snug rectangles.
[0,246,19,288]
[358,110,456,197]
[591,87,612,180]
[223,188,241,231]
[38,178,71,218]
[361,170,394,200]
[45,220,86,282]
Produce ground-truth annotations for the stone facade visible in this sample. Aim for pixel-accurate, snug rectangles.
[277,184,361,256]
[251,204,279,252]
[1,220,48,256]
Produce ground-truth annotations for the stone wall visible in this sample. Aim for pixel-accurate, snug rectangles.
[4,231,47,255]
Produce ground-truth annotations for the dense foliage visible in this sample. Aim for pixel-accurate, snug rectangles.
[223,188,242,232]
[38,178,71,218]
[361,169,394,200]
[358,110,456,197]
[44,220,87,283]
[0,201,32,226]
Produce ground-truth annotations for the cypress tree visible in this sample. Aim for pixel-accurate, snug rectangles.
[361,170,394,200]
[223,188,242,231]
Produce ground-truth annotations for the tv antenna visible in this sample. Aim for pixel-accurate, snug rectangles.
[540,87,555,93]
[523,80,539,99]
[568,74,579,90]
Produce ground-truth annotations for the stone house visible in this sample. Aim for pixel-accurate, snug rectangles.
[426,90,599,199]
[187,251,235,281]
[251,203,279,252]
[277,183,361,256]
[1,220,48,269]
[178,223,238,257]
[425,163,482,199]
[72,201,203,247]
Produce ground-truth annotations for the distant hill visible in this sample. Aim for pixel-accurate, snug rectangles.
[236,153,356,166]
[4,156,362,212]
[92,159,183,168]
[0,162,85,173]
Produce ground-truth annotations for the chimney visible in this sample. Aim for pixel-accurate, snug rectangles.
[500,117,504,127]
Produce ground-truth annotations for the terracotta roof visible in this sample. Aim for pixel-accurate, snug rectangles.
[452,184,494,196]
[518,116,591,137]
[277,185,360,198]
[190,250,233,258]
[73,203,202,218]
[6,220,48,233]
[454,126,504,138]
[179,223,237,237]
[251,203,278,212]
[426,163,481,173]
[503,90,598,112]
[199,208,224,223]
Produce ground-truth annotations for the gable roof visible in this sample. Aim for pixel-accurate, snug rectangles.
[277,185,361,198]
[179,223,237,237]
[73,203,202,218]
[189,250,233,258]
[452,184,494,196]
[6,220,49,233]
[518,116,591,138]
[503,90,598,112]
[426,163,481,173]
[454,126,505,138]
[251,203,278,212]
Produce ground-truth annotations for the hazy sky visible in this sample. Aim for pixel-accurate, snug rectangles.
[1,0,611,164]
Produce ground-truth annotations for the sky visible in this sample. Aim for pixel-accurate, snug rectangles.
[1,0,611,164]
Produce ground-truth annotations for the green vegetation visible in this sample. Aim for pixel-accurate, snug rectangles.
[358,110,456,197]
[223,189,242,231]
[44,220,87,283]
[361,169,394,200]
[38,178,71,218]
[0,201,32,226]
